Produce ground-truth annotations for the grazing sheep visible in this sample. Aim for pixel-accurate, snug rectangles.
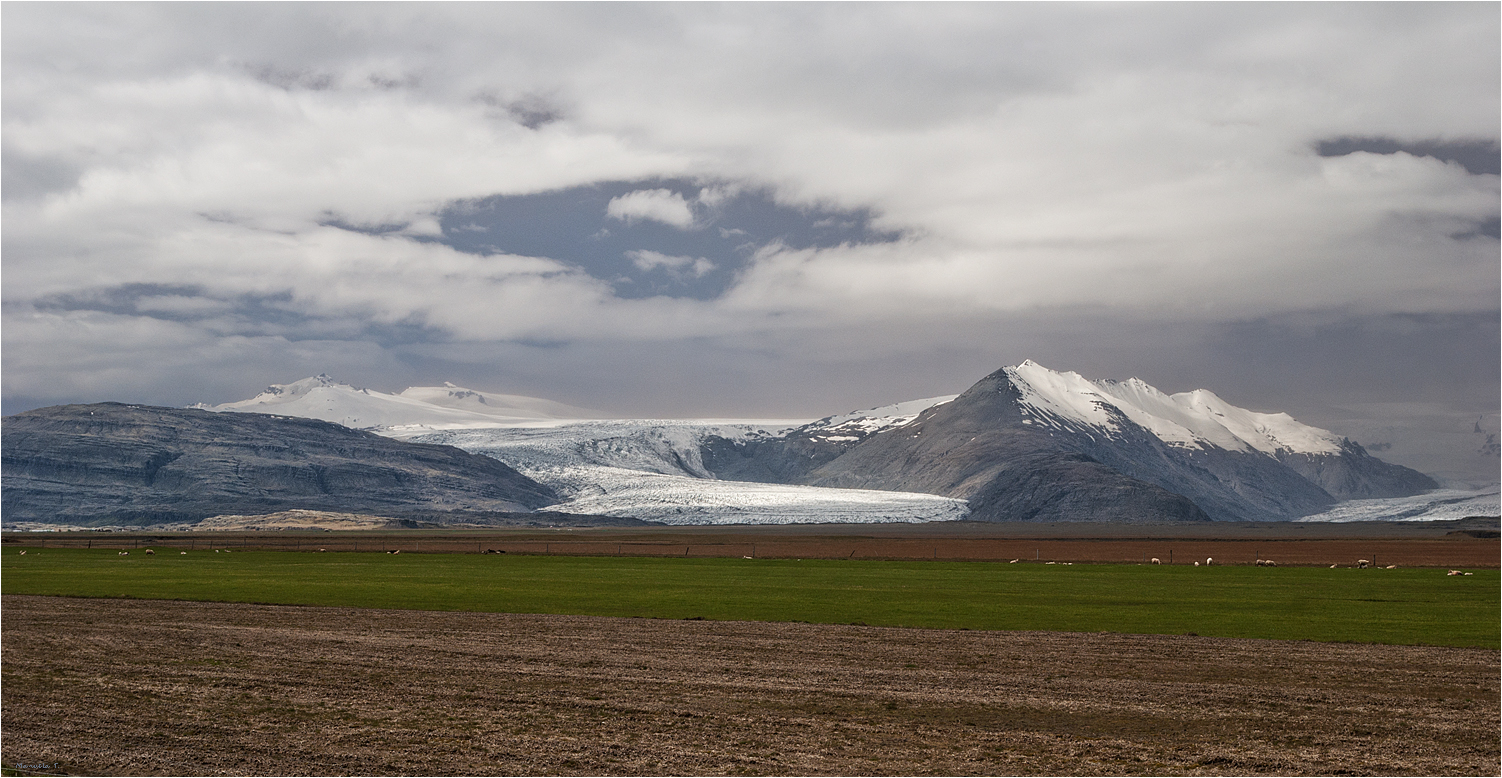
[144,549,155,555]
[17,550,25,556]
[1009,559,1019,563]
[1447,570,1463,576]
[1465,572,1473,576]
[1206,557,1213,566]
[119,551,128,556]
[1357,559,1370,569]
[318,548,327,553]
[1150,557,1161,565]
[1265,560,1277,567]
[1194,561,1200,567]
[1385,565,1397,569]
[1330,564,1337,568]
[1255,559,1265,566]
[180,551,187,555]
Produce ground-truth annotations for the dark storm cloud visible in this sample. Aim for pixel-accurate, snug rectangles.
[30,283,448,348]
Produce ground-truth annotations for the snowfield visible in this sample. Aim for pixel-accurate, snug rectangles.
[408,422,969,524]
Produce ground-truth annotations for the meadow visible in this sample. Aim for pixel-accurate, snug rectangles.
[5,548,1495,648]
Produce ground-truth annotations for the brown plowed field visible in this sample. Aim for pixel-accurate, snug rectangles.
[3,595,1497,776]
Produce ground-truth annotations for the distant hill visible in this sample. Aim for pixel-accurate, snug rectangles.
[1,403,563,526]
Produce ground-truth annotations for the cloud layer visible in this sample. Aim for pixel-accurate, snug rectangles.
[3,4,1497,480]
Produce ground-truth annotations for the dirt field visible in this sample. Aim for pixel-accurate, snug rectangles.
[3,595,1497,776]
[10,519,1497,568]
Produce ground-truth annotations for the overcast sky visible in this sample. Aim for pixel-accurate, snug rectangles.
[3,3,1498,484]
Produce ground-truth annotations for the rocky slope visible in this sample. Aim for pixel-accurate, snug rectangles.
[1,403,561,525]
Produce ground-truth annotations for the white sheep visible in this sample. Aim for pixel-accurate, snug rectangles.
[144,549,154,555]
[1009,559,1019,564]
[1194,561,1200,567]
[1150,557,1161,565]
[17,550,25,556]
[1447,570,1463,576]
[1205,557,1213,566]
[1384,565,1396,569]
[1357,559,1370,569]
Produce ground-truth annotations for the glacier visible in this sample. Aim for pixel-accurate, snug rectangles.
[191,366,1484,524]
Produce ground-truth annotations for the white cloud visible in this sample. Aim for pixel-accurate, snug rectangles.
[1,2,1496,444]
[628,250,715,279]
[606,189,696,229]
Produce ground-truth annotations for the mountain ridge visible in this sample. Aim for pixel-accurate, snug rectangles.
[1,403,568,526]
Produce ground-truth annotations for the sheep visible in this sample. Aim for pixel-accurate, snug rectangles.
[1330,564,1338,568]
[1194,561,1200,567]
[1206,557,1213,566]
[1255,559,1265,566]
[1357,559,1370,569]
[180,551,187,555]
[318,548,327,553]
[1384,565,1397,569]
[1009,559,1019,564]
[144,549,155,556]
[1264,560,1277,567]
[1150,557,1161,565]
[119,551,129,556]
[1447,570,1463,576]
[17,550,25,556]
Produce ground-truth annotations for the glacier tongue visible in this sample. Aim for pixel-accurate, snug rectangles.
[409,422,967,525]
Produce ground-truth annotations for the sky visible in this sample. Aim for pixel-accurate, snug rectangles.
[3,3,1498,485]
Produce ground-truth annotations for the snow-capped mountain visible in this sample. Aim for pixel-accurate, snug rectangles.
[1009,361,1342,456]
[710,360,1437,522]
[194,374,601,430]
[188,363,1442,524]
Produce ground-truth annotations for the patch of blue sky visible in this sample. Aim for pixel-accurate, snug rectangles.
[429,179,903,300]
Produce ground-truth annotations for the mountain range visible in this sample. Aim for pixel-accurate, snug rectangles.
[3,362,1442,525]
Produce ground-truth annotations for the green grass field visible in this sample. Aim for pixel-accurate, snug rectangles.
[3,549,1496,647]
